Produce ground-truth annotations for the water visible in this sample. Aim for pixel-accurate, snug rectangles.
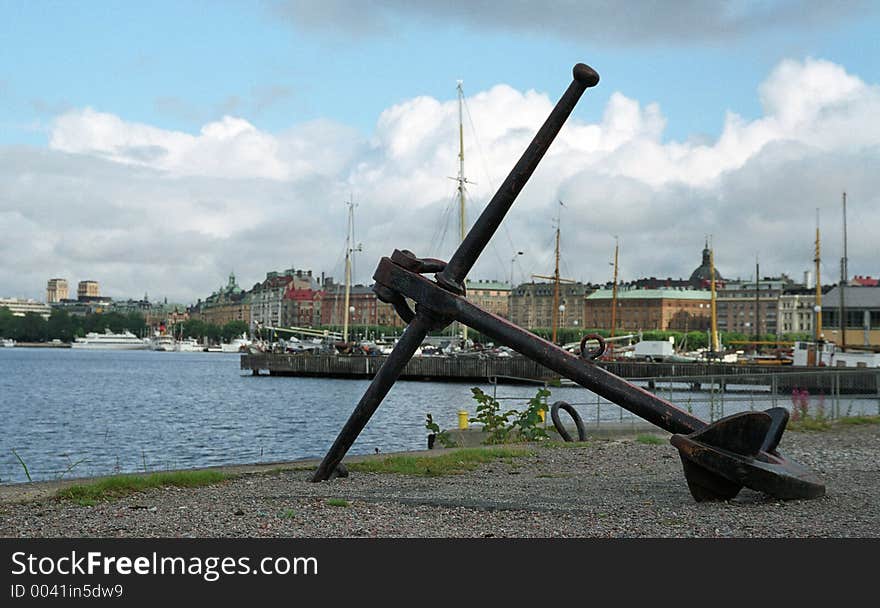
[1,348,877,484]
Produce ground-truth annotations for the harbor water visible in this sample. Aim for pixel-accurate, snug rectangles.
[1,348,878,484]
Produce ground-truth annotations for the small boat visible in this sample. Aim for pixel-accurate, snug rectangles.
[1,338,14,347]
[220,335,252,353]
[174,337,204,352]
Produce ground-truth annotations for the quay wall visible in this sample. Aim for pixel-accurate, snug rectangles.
[240,353,880,394]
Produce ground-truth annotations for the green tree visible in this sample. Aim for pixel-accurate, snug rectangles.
[47,309,76,342]
[17,312,48,342]
[221,320,249,342]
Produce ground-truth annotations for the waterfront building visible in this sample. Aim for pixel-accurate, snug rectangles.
[584,288,712,332]
[509,282,592,330]
[283,286,323,327]
[465,280,511,319]
[190,273,251,328]
[319,281,405,330]
[0,298,52,320]
[820,285,880,347]
[777,288,826,335]
[250,269,316,332]
[715,275,794,336]
[46,278,69,303]
[77,280,100,299]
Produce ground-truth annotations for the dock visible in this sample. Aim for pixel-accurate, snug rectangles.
[240,353,880,394]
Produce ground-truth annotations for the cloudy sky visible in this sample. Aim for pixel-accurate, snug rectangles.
[1,1,878,303]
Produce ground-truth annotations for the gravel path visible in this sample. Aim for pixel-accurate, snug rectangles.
[2,424,878,538]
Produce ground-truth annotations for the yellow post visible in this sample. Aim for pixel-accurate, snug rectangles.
[538,409,546,423]
[457,410,469,430]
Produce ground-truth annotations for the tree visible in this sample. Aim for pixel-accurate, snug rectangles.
[47,309,76,342]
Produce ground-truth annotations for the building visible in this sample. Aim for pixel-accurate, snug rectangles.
[250,269,316,331]
[509,282,593,329]
[465,280,511,319]
[46,279,69,303]
[820,285,880,347]
[0,298,52,320]
[777,288,823,335]
[688,242,725,288]
[584,288,712,332]
[319,282,405,331]
[716,276,794,336]
[77,280,100,299]
[190,273,251,328]
[283,286,323,327]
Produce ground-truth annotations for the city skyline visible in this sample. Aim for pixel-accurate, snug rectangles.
[2,2,879,302]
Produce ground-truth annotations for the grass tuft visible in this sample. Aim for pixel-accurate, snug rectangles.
[56,470,230,503]
[325,498,349,507]
[837,415,880,426]
[347,447,532,477]
[635,434,666,445]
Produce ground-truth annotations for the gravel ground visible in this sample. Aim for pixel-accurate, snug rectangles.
[1,423,878,538]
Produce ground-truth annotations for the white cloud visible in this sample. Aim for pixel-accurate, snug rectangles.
[1,57,878,304]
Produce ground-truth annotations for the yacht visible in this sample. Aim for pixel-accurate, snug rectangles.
[174,337,204,352]
[72,329,151,350]
[1,338,14,347]
[221,335,252,353]
[150,333,176,351]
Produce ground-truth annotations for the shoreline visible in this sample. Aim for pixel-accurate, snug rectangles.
[2,422,878,538]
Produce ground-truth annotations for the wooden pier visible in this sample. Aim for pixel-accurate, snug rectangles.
[241,353,880,394]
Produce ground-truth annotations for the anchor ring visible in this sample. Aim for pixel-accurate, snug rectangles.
[579,333,606,361]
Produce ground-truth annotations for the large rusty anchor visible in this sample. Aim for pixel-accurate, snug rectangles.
[312,64,825,502]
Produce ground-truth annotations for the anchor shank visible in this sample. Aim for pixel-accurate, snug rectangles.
[311,314,432,481]
[378,257,705,435]
[437,64,599,290]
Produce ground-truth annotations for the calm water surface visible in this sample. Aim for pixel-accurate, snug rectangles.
[0,348,593,484]
[2,348,876,484]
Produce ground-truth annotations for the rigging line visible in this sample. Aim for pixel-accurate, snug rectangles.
[430,191,458,258]
[462,95,520,258]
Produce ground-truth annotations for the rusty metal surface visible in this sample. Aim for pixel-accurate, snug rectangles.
[310,63,825,502]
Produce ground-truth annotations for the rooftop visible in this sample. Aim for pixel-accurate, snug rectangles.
[586,288,712,301]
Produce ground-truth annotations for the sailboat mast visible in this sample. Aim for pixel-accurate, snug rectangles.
[710,244,719,354]
[610,237,619,340]
[815,209,822,340]
[456,81,468,344]
[343,199,355,343]
[839,191,847,350]
[551,214,561,343]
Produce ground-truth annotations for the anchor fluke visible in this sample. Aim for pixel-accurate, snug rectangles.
[671,411,825,502]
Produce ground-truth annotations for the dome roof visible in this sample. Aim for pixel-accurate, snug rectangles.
[689,244,723,285]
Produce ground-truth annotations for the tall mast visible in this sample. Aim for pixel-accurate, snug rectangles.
[839,191,847,350]
[342,197,360,343]
[456,81,469,345]
[551,203,562,343]
[755,256,760,348]
[531,201,572,343]
[610,237,619,340]
[710,243,719,354]
[814,209,822,340]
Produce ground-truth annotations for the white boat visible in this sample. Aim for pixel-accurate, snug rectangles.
[174,337,204,352]
[72,329,151,350]
[149,333,176,351]
[221,336,252,353]
[1,338,14,347]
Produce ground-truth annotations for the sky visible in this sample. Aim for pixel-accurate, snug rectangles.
[1,0,879,304]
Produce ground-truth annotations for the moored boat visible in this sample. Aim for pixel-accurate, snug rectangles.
[72,329,150,350]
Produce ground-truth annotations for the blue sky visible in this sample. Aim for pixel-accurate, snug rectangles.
[1,1,879,302]
[4,1,877,145]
